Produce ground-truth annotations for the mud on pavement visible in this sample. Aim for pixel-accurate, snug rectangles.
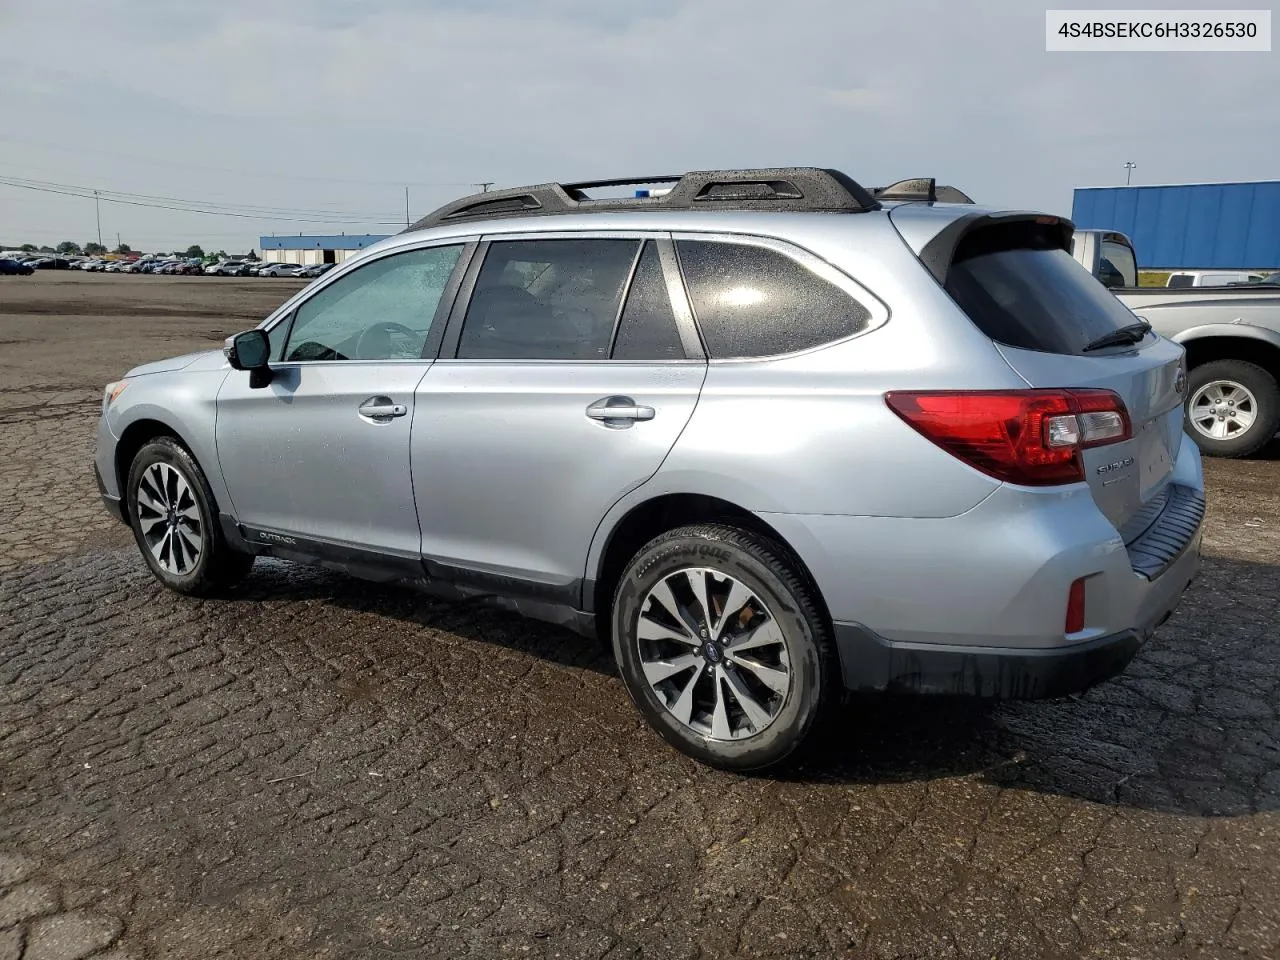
[2,273,1279,959]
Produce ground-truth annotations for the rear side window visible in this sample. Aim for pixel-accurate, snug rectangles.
[676,240,871,359]
[944,224,1142,356]
[457,239,638,360]
[611,241,685,361]
[1167,273,1195,288]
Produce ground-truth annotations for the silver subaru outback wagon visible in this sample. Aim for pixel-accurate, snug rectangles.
[93,168,1205,770]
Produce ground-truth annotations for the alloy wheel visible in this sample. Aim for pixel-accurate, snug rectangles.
[1189,379,1258,441]
[136,462,204,574]
[636,567,792,741]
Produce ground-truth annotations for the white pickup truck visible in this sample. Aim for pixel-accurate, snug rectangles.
[1071,229,1280,457]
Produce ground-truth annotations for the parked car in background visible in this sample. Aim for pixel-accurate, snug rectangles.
[292,262,336,279]
[105,261,130,273]
[1230,271,1280,287]
[206,260,250,277]
[1166,271,1262,288]
[1071,228,1280,458]
[94,168,1205,771]
[258,262,300,277]
[0,258,34,276]
[34,257,74,270]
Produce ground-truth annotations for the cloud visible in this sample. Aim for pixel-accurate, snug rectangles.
[1,0,1276,249]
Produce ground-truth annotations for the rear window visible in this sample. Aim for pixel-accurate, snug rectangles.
[944,223,1141,356]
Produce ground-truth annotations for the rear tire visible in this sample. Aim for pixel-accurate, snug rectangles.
[611,524,837,772]
[126,438,254,595]
[1185,359,1280,458]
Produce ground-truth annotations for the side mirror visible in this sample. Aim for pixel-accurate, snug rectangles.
[226,329,273,388]
[1097,259,1125,289]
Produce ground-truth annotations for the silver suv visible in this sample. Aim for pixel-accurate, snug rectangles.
[94,169,1205,770]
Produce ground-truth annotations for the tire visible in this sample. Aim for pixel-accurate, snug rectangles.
[1185,359,1280,458]
[611,524,837,772]
[126,437,254,595]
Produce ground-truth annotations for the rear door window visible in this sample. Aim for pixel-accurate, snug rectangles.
[457,239,639,360]
[944,223,1142,356]
[675,240,871,358]
[611,241,686,361]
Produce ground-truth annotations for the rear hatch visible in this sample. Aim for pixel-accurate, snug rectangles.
[905,212,1186,538]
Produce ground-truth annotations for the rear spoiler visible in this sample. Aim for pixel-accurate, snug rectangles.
[917,212,1075,283]
[874,178,975,204]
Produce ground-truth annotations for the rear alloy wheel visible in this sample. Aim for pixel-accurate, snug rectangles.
[612,524,836,771]
[1185,359,1280,458]
[127,437,255,595]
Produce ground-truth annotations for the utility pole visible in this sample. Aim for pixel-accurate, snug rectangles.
[476,182,494,193]
[404,186,410,227]
[94,190,103,247]
[116,231,121,251]
[1124,161,1136,186]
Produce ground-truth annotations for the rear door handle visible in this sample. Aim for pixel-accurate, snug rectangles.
[359,396,408,422]
[586,396,656,426]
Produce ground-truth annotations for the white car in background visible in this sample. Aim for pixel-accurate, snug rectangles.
[1166,270,1262,288]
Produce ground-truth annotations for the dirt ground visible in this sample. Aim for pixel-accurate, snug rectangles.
[2,272,1279,960]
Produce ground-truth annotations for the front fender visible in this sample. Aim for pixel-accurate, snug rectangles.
[104,369,232,513]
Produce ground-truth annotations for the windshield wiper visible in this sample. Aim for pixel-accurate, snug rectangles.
[1082,320,1151,352]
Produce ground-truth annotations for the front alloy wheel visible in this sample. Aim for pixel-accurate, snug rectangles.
[135,462,204,574]
[126,437,255,595]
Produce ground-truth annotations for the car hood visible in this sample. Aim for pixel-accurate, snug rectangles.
[125,348,226,378]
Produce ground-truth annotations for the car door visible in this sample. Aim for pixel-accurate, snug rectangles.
[215,241,470,564]
[413,234,707,602]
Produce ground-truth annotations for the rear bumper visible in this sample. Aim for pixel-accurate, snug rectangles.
[833,622,1142,699]
[833,521,1201,699]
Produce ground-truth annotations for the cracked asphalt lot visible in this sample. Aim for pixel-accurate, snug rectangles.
[2,273,1279,959]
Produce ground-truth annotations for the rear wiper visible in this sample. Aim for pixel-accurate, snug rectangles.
[1082,320,1151,352]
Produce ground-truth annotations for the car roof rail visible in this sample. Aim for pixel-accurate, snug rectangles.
[874,178,975,204]
[406,167,881,231]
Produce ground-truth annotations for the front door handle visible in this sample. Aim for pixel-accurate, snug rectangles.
[358,396,408,422]
[586,396,656,427]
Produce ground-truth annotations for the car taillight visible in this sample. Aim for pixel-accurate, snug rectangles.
[884,389,1131,486]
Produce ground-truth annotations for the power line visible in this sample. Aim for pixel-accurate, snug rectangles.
[0,173,403,220]
[0,133,479,189]
[0,177,405,225]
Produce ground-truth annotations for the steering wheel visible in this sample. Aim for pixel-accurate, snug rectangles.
[354,321,421,360]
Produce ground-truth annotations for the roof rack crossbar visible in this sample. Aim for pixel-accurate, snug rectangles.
[407,167,881,231]
[562,174,682,193]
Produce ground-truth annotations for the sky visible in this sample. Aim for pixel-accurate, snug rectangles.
[1,0,1277,253]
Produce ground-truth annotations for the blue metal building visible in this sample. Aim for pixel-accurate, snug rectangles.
[1071,181,1280,270]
